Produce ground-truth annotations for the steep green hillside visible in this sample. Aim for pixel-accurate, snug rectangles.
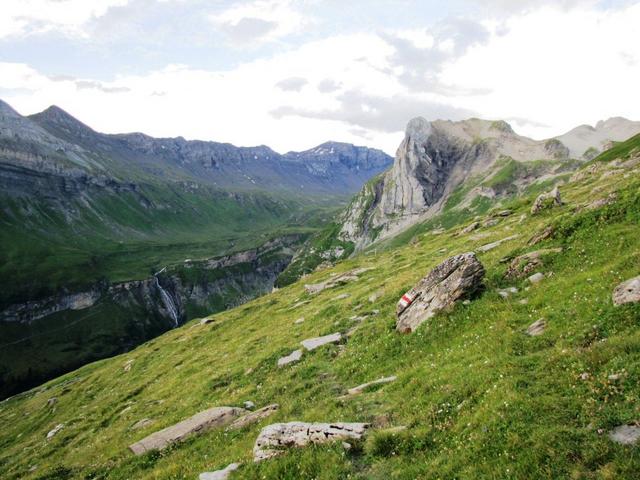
[0,183,338,306]
[0,143,639,479]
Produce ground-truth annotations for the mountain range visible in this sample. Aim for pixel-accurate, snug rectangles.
[0,99,392,399]
[1,111,639,479]
[279,115,640,278]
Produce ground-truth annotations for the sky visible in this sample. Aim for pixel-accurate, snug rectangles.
[0,0,639,155]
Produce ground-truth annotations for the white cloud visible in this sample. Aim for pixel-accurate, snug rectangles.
[440,3,640,138]
[2,2,639,155]
[0,0,129,39]
[209,0,311,45]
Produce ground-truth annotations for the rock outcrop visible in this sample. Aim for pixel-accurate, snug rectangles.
[253,422,369,461]
[129,406,246,455]
[396,253,485,333]
[531,187,563,214]
[505,248,562,279]
[612,276,640,306]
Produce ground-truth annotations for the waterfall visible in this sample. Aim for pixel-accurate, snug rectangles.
[154,276,179,328]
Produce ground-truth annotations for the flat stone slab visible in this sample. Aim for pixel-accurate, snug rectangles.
[301,333,342,351]
[277,349,303,367]
[478,235,519,253]
[129,406,246,455]
[228,404,279,431]
[253,422,370,461]
[346,376,397,396]
[612,275,640,306]
[199,463,240,480]
[609,424,640,445]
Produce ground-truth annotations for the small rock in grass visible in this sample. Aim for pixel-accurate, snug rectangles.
[334,293,351,300]
[526,319,546,336]
[46,424,64,440]
[609,425,640,445]
[612,275,640,306]
[579,373,590,381]
[277,349,303,367]
[294,317,305,325]
[243,401,255,410]
[199,463,240,480]
[346,376,397,396]
[131,418,154,430]
[228,405,279,430]
[497,287,518,299]
[528,272,545,284]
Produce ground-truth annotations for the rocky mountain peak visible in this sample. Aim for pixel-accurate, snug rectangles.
[0,99,22,120]
[404,117,432,145]
[29,105,97,141]
[337,114,640,251]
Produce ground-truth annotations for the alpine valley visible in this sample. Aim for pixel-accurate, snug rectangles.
[0,99,392,399]
[2,99,640,480]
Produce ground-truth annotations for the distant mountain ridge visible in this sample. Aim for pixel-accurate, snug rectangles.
[5,101,392,195]
[0,98,392,400]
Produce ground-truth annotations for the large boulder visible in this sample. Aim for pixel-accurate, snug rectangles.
[253,422,369,461]
[396,252,485,333]
[129,406,246,455]
[612,275,640,306]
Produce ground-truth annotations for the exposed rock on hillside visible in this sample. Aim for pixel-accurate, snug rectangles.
[129,406,246,455]
[228,404,279,431]
[253,422,370,461]
[396,252,485,333]
[505,248,562,279]
[336,116,640,251]
[531,187,563,214]
[612,276,640,306]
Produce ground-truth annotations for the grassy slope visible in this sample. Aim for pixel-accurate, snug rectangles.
[0,183,341,306]
[0,145,639,479]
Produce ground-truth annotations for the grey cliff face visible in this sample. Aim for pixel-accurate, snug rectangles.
[338,115,640,250]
